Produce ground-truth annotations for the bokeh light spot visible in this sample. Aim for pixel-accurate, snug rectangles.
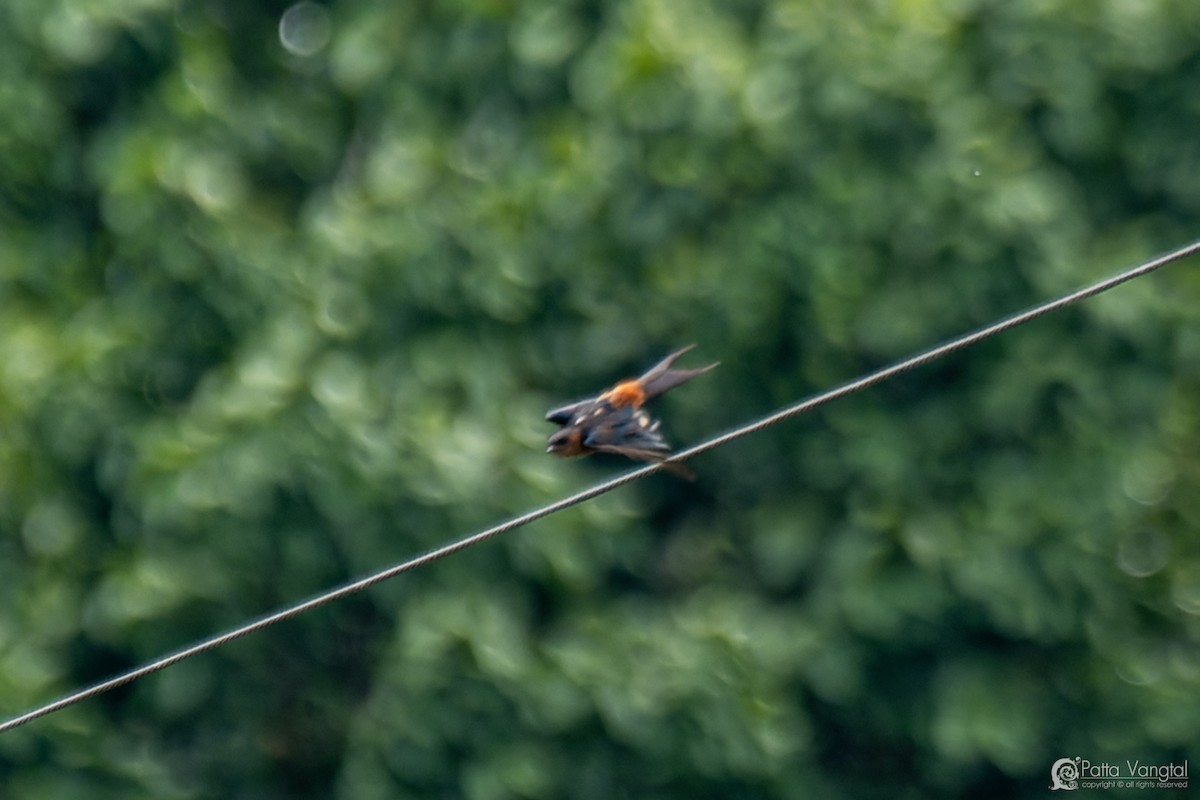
[279,2,331,57]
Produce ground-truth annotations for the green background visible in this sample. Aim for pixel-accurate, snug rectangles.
[1,0,1198,797]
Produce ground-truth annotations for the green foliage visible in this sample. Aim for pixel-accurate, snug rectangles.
[1,0,1199,797]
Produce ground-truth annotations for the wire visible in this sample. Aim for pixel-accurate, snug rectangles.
[671,238,1200,463]
[2,238,1198,735]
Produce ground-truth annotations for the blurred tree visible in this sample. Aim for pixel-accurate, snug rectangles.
[0,0,1198,797]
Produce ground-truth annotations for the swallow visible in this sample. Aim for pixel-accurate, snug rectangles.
[546,346,717,477]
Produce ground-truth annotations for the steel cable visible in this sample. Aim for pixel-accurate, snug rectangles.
[2,238,1198,734]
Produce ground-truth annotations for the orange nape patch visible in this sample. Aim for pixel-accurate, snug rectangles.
[602,380,647,408]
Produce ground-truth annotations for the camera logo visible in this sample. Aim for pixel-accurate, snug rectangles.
[1050,757,1080,791]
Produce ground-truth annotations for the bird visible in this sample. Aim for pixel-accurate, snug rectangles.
[545,346,717,477]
